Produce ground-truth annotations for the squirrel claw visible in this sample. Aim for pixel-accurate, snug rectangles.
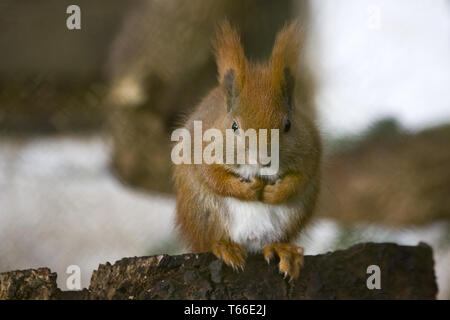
[212,241,247,272]
[263,245,275,264]
[262,243,305,280]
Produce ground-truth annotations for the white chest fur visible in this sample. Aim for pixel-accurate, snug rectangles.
[224,197,302,252]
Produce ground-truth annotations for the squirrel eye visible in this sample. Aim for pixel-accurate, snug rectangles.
[232,121,238,132]
[284,119,291,133]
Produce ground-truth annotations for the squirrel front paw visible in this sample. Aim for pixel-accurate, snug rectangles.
[212,241,248,271]
[234,177,263,201]
[262,179,288,204]
[263,243,304,281]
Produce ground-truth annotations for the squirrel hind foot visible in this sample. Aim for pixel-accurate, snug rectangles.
[212,240,248,272]
[263,243,304,281]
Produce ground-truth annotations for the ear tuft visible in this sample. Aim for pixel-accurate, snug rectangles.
[283,67,295,110]
[223,69,238,112]
[213,21,247,90]
[271,21,301,98]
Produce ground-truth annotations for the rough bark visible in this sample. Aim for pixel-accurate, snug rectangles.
[0,242,437,300]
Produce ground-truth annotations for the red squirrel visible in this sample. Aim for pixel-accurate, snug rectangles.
[173,21,321,280]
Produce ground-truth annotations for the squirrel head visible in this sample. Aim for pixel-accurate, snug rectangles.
[213,21,315,172]
[213,21,301,138]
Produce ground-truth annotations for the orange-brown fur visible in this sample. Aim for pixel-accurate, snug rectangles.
[173,21,321,280]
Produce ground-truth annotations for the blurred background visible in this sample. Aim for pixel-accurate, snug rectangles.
[0,0,449,298]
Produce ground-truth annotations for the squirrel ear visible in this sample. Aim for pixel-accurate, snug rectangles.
[213,21,246,111]
[223,69,238,112]
[271,21,301,108]
[282,67,295,110]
